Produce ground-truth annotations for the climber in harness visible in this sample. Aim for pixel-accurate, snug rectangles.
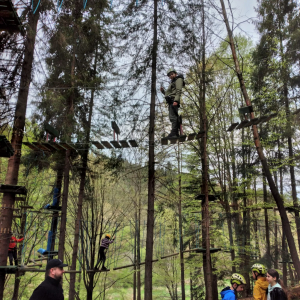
[98,234,114,271]
[160,68,185,138]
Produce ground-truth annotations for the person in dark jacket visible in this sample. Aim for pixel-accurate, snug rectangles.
[160,68,185,138]
[266,269,288,300]
[29,259,67,300]
[99,234,114,271]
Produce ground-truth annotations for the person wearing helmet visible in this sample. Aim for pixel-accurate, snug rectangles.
[251,263,268,300]
[160,68,185,138]
[220,273,246,300]
[99,234,114,271]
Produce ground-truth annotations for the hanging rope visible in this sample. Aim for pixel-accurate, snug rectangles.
[83,0,88,9]
[57,0,64,12]
[32,0,41,14]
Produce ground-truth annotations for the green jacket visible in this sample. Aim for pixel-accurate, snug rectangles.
[162,75,184,104]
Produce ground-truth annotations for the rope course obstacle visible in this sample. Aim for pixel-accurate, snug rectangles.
[161,112,206,145]
[81,218,223,273]
[227,106,277,131]
[23,122,138,152]
[161,130,206,146]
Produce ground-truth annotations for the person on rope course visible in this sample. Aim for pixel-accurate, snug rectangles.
[220,273,246,300]
[99,234,114,271]
[8,235,24,266]
[252,263,268,300]
[29,259,67,300]
[160,68,185,138]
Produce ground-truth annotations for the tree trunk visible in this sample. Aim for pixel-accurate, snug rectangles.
[274,169,279,269]
[190,273,193,300]
[282,231,287,286]
[133,210,137,300]
[219,0,300,278]
[288,263,295,286]
[199,1,213,299]
[58,149,71,260]
[144,0,157,298]
[279,32,300,252]
[274,209,278,269]
[0,9,40,299]
[177,144,185,300]
[137,196,141,300]
[49,167,63,261]
[69,44,98,300]
[12,192,32,299]
[253,179,260,258]
[263,175,271,261]
[86,273,94,300]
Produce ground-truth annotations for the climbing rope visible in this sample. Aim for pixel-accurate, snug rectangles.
[32,0,41,14]
[83,0,88,9]
[57,0,64,12]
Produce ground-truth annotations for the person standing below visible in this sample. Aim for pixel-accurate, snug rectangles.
[160,68,185,138]
[99,234,114,271]
[252,263,269,300]
[220,273,246,300]
[8,235,24,266]
[29,259,67,300]
[266,269,288,300]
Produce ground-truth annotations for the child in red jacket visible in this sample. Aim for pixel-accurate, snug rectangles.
[8,236,24,266]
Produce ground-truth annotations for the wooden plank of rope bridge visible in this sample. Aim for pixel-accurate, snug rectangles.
[50,142,67,151]
[15,197,26,202]
[23,142,40,151]
[101,141,113,149]
[0,185,27,195]
[129,140,138,147]
[110,141,122,148]
[92,141,104,149]
[119,140,130,148]
[227,122,239,132]
[29,258,48,263]
[32,142,51,152]
[60,142,77,152]
[41,143,58,152]
[87,269,111,273]
[23,263,43,268]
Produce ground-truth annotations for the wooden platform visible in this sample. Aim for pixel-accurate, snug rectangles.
[227,113,277,131]
[195,194,220,202]
[0,0,24,35]
[44,205,62,211]
[161,131,205,145]
[0,135,14,157]
[0,266,18,274]
[0,184,27,195]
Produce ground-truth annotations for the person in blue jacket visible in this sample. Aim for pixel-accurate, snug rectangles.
[220,273,246,300]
